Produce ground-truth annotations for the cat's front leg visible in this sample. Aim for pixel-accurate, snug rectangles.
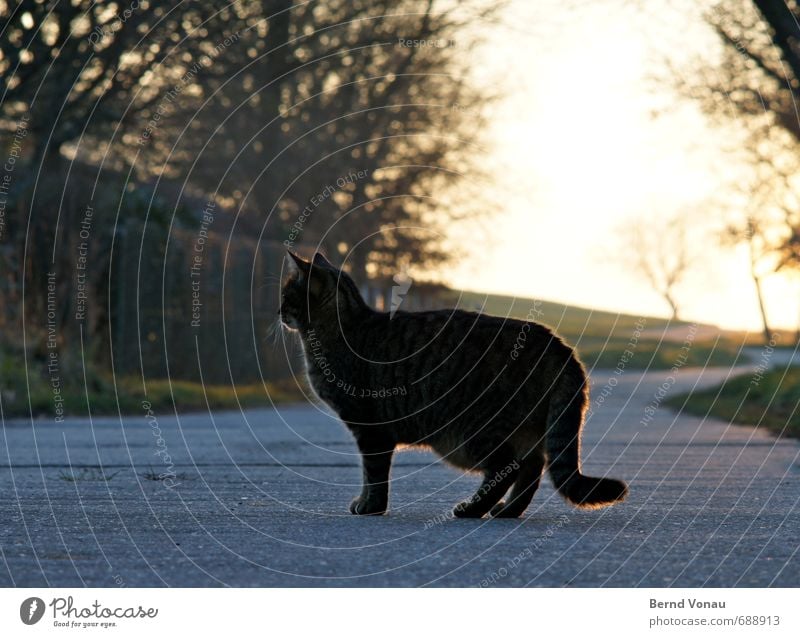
[349,428,395,515]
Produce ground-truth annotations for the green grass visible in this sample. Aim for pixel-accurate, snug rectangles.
[456,290,688,340]
[449,289,797,350]
[0,350,300,418]
[130,377,300,412]
[455,290,746,370]
[666,367,800,438]
[578,340,744,370]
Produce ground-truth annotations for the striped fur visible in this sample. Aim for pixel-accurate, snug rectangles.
[280,251,628,518]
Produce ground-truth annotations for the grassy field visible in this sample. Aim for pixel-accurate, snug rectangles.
[455,290,746,370]
[455,289,796,345]
[1,351,298,419]
[666,367,800,438]
[579,340,744,370]
[455,290,680,341]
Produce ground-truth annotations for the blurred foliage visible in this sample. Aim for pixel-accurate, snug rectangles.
[1,0,499,282]
[689,1,800,143]
[678,0,800,305]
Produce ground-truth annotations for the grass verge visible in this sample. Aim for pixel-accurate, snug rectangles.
[578,340,744,370]
[665,367,800,438]
[1,351,302,418]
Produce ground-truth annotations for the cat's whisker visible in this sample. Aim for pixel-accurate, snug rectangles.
[266,318,279,341]
[272,322,283,349]
[266,317,289,349]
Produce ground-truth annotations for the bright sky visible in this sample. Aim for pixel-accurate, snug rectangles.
[447,0,800,332]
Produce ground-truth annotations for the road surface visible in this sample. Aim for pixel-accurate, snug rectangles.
[1,366,798,586]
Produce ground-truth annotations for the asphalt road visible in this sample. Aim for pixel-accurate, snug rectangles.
[1,365,798,587]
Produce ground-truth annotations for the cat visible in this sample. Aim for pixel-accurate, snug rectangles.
[280,251,628,518]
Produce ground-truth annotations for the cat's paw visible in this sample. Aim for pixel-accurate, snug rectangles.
[349,496,387,516]
[452,501,485,518]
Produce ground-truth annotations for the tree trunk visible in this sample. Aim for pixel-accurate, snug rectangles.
[795,288,800,345]
[752,274,772,344]
[664,292,680,321]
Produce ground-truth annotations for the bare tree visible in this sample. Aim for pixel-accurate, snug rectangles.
[716,132,800,343]
[608,213,697,321]
[722,215,776,343]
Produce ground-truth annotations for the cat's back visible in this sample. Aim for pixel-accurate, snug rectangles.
[355,307,575,370]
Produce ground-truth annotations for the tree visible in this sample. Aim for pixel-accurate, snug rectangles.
[608,212,697,321]
[122,0,499,282]
[0,1,236,163]
[0,1,499,356]
[0,1,248,346]
[0,0,496,280]
[678,1,800,261]
[722,215,776,344]
[672,1,800,339]
[718,130,800,343]
[677,1,800,143]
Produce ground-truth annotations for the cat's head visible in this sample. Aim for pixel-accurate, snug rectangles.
[280,251,366,331]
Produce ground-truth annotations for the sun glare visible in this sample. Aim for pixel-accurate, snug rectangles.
[446,0,800,332]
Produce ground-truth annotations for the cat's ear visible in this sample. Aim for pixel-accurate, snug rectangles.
[286,250,311,277]
[312,252,336,270]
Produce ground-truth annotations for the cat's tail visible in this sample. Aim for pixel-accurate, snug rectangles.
[545,358,628,509]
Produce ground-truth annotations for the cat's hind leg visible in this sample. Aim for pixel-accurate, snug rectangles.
[453,452,519,519]
[490,450,545,518]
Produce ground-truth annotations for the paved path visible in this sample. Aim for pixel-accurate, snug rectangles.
[1,366,798,587]
[743,345,800,369]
